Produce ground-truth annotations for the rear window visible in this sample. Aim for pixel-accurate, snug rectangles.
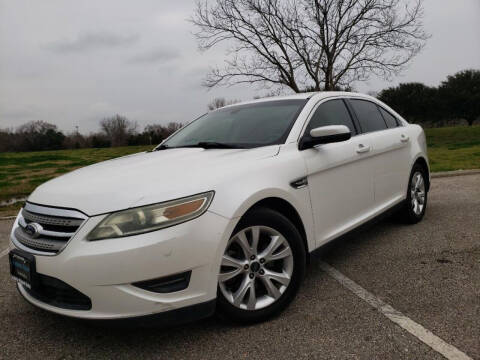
[350,100,387,133]
[378,107,399,128]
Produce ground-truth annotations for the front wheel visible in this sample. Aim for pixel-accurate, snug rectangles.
[216,208,306,323]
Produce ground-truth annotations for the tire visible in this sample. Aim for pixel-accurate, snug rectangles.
[399,164,428,224]
[216,207,306,323]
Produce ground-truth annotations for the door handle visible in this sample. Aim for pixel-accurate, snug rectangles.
[356,143,371,153]
[400,134,410,143]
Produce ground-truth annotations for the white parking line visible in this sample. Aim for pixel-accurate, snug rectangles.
[319,261,472,360]
[0,247,10,259]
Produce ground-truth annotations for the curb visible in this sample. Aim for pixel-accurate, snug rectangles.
[431,169,480,179]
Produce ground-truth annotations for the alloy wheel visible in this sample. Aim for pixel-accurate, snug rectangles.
[410,171,426,216]
[218,226,294,311]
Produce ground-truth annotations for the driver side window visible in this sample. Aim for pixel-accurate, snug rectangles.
[306,99,357,135]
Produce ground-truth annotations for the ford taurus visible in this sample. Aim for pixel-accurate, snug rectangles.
[9,92,429,324]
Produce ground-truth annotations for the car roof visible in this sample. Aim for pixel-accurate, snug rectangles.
[220,91,376,108]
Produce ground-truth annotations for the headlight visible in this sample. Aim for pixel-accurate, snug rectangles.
[87,191,214,241]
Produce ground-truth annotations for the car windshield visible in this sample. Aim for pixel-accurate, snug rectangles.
[160,99,307,149]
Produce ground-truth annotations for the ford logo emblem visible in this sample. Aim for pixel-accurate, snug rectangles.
[24,223,43,238]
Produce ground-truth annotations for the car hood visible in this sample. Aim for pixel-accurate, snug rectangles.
[28,146,280,216]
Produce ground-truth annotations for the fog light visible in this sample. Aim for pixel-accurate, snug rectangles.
[132,271,191,293]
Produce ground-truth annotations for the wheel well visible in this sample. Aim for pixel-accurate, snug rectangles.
[414,157,430,191]
[244,197,309,256]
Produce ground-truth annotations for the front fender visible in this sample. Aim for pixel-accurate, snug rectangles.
[210,185,315,253]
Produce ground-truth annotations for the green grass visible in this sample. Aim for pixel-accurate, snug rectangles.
[425,126,480,172]
[0,126,479,213]
[0,145,152,203]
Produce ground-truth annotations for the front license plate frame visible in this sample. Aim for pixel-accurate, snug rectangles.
[9,249,36,289]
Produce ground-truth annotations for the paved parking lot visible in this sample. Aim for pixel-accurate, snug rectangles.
[0,174,478,359]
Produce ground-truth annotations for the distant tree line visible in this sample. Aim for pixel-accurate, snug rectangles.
[378,69,480,126]
[0,115,183,153]
[1,69,478,152]
[210,70,480,127]
[207,97,241,111]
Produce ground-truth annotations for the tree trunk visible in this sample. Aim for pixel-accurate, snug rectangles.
[324,66,334,91]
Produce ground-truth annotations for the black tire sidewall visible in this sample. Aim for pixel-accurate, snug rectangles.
[216,207,306,323]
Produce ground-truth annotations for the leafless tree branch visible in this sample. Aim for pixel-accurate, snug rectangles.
[192,0,428,91]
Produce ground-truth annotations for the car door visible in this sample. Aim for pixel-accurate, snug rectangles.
[347,99,411,209]
[300,98,375,247]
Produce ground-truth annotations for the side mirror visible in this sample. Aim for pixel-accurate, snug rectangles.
[299,125,351,150]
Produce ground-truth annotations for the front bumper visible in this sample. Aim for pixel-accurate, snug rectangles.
[10,210,235,320]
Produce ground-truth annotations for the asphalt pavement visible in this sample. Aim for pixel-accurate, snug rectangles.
[0,174,478,359]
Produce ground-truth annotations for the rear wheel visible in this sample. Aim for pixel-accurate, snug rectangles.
[400,164,428,223]
[216,207,306,323]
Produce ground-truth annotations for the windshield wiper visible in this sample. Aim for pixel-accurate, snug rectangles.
[153,144,169,151]
[154,142,246,150]
[178,141,245,149]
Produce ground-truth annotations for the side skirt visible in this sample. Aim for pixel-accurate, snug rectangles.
[310,200,406,258]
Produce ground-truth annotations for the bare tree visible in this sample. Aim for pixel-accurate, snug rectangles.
[16,120,57,134]
[207,97,241,110]
[100,114,137,147]
[165,122,183,134]
[143,122,183,144]
[192,0,428,92]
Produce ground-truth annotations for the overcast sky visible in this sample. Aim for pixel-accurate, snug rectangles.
[0,0,479,133]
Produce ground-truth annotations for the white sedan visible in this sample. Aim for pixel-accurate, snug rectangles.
[9,92,429,324]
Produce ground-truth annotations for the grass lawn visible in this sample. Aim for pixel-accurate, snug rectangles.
[425,125,480,172]
[0,125,479,215]
[0,145,151,215]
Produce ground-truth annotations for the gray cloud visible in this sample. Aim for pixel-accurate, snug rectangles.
[45,31,139,53]
[127,47,180,64]
[1,0,478,133]
[0,109,35,120]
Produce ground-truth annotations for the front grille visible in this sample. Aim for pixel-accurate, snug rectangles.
[13,203,87,254]
[14,228,67,252]
[22,209,84,228]
[24,273,92,310]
